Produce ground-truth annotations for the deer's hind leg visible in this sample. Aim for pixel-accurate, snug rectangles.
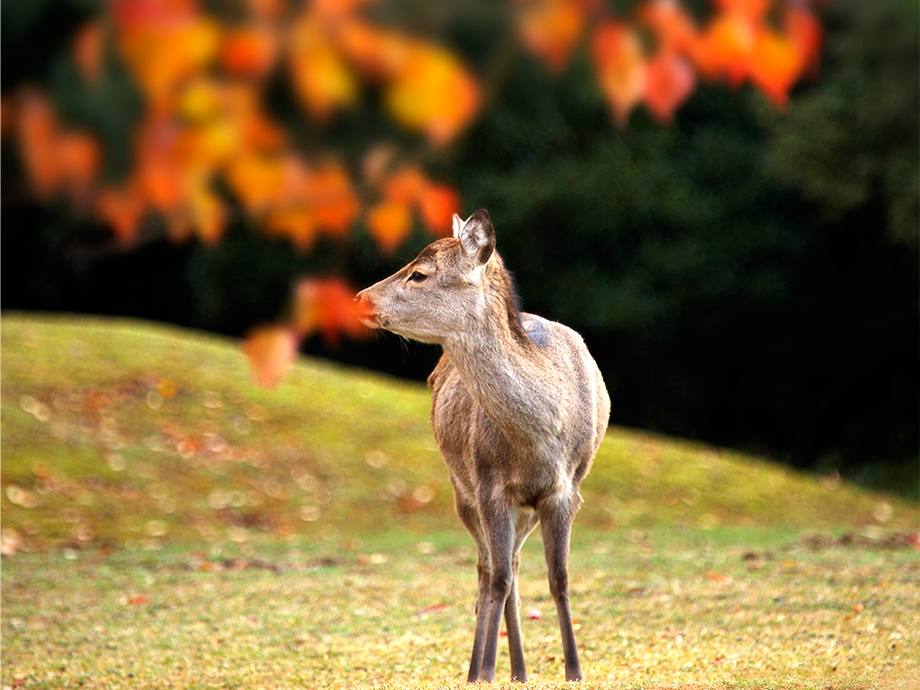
[539,494,583,681]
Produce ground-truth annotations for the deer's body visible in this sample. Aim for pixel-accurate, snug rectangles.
[357,210,610,682]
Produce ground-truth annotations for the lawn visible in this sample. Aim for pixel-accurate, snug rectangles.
[2,313,918,689]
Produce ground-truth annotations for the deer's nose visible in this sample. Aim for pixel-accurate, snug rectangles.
[354,290,379,328]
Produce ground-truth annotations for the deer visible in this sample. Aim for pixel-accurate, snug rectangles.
[356,209,610,683]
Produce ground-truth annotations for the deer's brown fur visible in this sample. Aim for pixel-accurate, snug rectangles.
[357,209,610,682]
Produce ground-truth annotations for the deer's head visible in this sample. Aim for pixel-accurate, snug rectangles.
[356,209,497,345]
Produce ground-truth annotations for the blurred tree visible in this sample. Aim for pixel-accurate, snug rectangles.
[3,0,916,486]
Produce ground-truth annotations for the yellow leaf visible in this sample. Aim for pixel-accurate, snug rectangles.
[384,44,480,145]
[289,14,358,121]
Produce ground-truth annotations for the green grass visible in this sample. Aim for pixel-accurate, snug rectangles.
[2,313,919,689]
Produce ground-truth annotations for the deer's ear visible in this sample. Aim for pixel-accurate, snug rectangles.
[457,209,495,266]
[452,213,463,239]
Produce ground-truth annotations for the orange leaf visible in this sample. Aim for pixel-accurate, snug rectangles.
[313,0,375,19]
[239,111,287,152]
[294,277,368,346]
[16,90,62,198]
[335,20,412,79]
[95,181,146,244]
[57,131,103,203]
[263,207,319,249]
[289,14,358,121]
[118,17,220,105]
[244,0,285,21]
[383,165,428,205]
[384,44,481,145]
[243,326,299,388]
[186,187,226,246]
[516,0,586,73]
[643,50,695,123]
[638,0,697,55]
[134,117,186,213]
[691,11,756,85]
[748,28,801,109]
[591,22,646,128]
[418,183,459,236]
[179,118,240,169]
[72,20,106,84]
[307,159,360,236]
[367,200,413,255]
[226,154,285,212]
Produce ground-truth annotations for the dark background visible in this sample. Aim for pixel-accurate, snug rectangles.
[2,0,917,495]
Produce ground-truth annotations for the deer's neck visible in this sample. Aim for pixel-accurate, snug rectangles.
[442,280,563,442]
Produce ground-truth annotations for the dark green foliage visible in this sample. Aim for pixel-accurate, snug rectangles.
[1,0,916,486]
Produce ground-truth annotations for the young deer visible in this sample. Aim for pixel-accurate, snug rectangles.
[356,209,610,682]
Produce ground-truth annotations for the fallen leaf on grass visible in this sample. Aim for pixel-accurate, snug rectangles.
[415,603,450,616]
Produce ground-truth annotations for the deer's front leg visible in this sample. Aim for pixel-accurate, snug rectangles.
[455,501,491,682]
[477,500,515,682]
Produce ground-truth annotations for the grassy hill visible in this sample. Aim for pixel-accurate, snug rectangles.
[2,314,919,690]
[2,313,915,553]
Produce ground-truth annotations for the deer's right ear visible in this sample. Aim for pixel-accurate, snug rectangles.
[457,209,495,266]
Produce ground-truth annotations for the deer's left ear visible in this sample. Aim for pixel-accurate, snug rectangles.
[457,209,495,266]
[452,213,464,239]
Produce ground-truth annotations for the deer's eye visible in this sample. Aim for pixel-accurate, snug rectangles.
[409,271,428,283]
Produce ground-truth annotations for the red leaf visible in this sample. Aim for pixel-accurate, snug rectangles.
[416,603,451,616]
[713,0,769,22]
[293,277,369,346]
[783,5,822,81]
[418,183,460,236]
[643,49,695,123]
[221,26,279,79]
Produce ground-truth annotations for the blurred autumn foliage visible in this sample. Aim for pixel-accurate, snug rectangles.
[3,0,916,481]
[2,0,824,386]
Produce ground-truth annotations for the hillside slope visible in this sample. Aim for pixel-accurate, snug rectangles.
[2,313,915,553]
